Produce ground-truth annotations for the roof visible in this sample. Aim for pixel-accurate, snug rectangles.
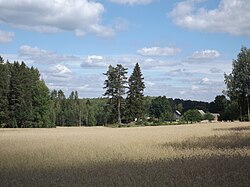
[198,110,205,115]
[175,110,181,116]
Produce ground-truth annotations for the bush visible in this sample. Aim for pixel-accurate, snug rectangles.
[183,109,202,124]
[204,113,215,122]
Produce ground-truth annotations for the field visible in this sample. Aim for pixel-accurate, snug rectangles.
[0,122,250,186]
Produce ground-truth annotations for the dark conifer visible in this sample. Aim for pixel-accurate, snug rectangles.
[103,64,128,124]
[126,63,145,121]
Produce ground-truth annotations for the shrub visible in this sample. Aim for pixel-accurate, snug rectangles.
[183,109,202,124]
[204,113,215,122]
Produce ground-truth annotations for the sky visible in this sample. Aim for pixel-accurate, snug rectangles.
[0,0,250,102]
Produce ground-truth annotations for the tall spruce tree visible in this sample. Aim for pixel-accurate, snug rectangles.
[8,61,24,127]
[32,80,55,127]
[103,64,128,124]
[126,63,145,121]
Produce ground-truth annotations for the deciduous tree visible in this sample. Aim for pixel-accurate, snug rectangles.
[149,96,172,120]
[224,46,250,121]
[183,109,202,124]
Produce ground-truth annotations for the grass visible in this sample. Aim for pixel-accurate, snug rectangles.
[0,122,249,186]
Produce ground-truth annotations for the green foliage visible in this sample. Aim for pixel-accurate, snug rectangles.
[176,103,183,113]
[209,95,228,113]
[203,113,215,122]
[32,80,55,127]
[85,100,97,126]
[172,98,209,113]
[224,46,250,121]
[0,57,55,128]
[183,109,202,124]
[126,63,145,121]
[50,90,85,126]
[149,96,173,121]
[103,64,128,124]
[219,101,239,121]
[0,57,10,126]
[65,91,81,126]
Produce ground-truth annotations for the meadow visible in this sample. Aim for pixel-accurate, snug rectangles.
[0,122,249,186]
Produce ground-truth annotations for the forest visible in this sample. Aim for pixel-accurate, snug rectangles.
[0,46,249,127]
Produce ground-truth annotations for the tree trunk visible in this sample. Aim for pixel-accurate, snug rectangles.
[247,96,250,121]
[117,98,121,125]
[79,110,81,126]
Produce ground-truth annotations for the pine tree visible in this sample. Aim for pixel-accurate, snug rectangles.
[57,90,66,126]
[8,61,23,127]
[7,62,40,127]
[63,91,81,126]
[0,58,55,128]
[85,99,96,126]
[32,80,55,127]
[0,57,10,127]
[17,62,37,127]
[103,64,128,125]
[126,63,145,121]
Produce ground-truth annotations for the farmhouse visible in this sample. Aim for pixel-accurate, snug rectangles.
[211,113,220,121]
[173,110,182,121]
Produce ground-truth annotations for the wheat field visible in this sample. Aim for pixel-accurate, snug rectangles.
[0,122,250,186]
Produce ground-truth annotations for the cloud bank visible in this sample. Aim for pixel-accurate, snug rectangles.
[0,0,114,37]
[109,0,154,5]
[186,49,220,63]
[170,0,250,36]
[137,46,181,56]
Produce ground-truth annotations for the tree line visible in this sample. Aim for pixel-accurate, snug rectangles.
[0,57,54,127]
[0,46,249,127]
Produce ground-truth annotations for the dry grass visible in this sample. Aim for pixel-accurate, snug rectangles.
[0,122,249,186]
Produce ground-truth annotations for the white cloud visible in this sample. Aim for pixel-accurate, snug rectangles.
[43,64,73,82]
[40,63,105,97]
[109,0,154,5]
[169,0,250,36]
[82,55,140,68]
[0,0,114,37]
[137,46,181,56]
[83,55,107,67]
[18,46,177,69]
[0,30,14,43]
[19,45,81,64]
[81,55,180,69]
[190,50,220,59]
[43,69,104,98]
[53,64,72,75]
[186,49,220,63]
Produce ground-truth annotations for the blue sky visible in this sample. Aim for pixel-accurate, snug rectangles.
[0,0,250,101]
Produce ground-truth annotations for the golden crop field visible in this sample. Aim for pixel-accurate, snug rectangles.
[0,122,250,186]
